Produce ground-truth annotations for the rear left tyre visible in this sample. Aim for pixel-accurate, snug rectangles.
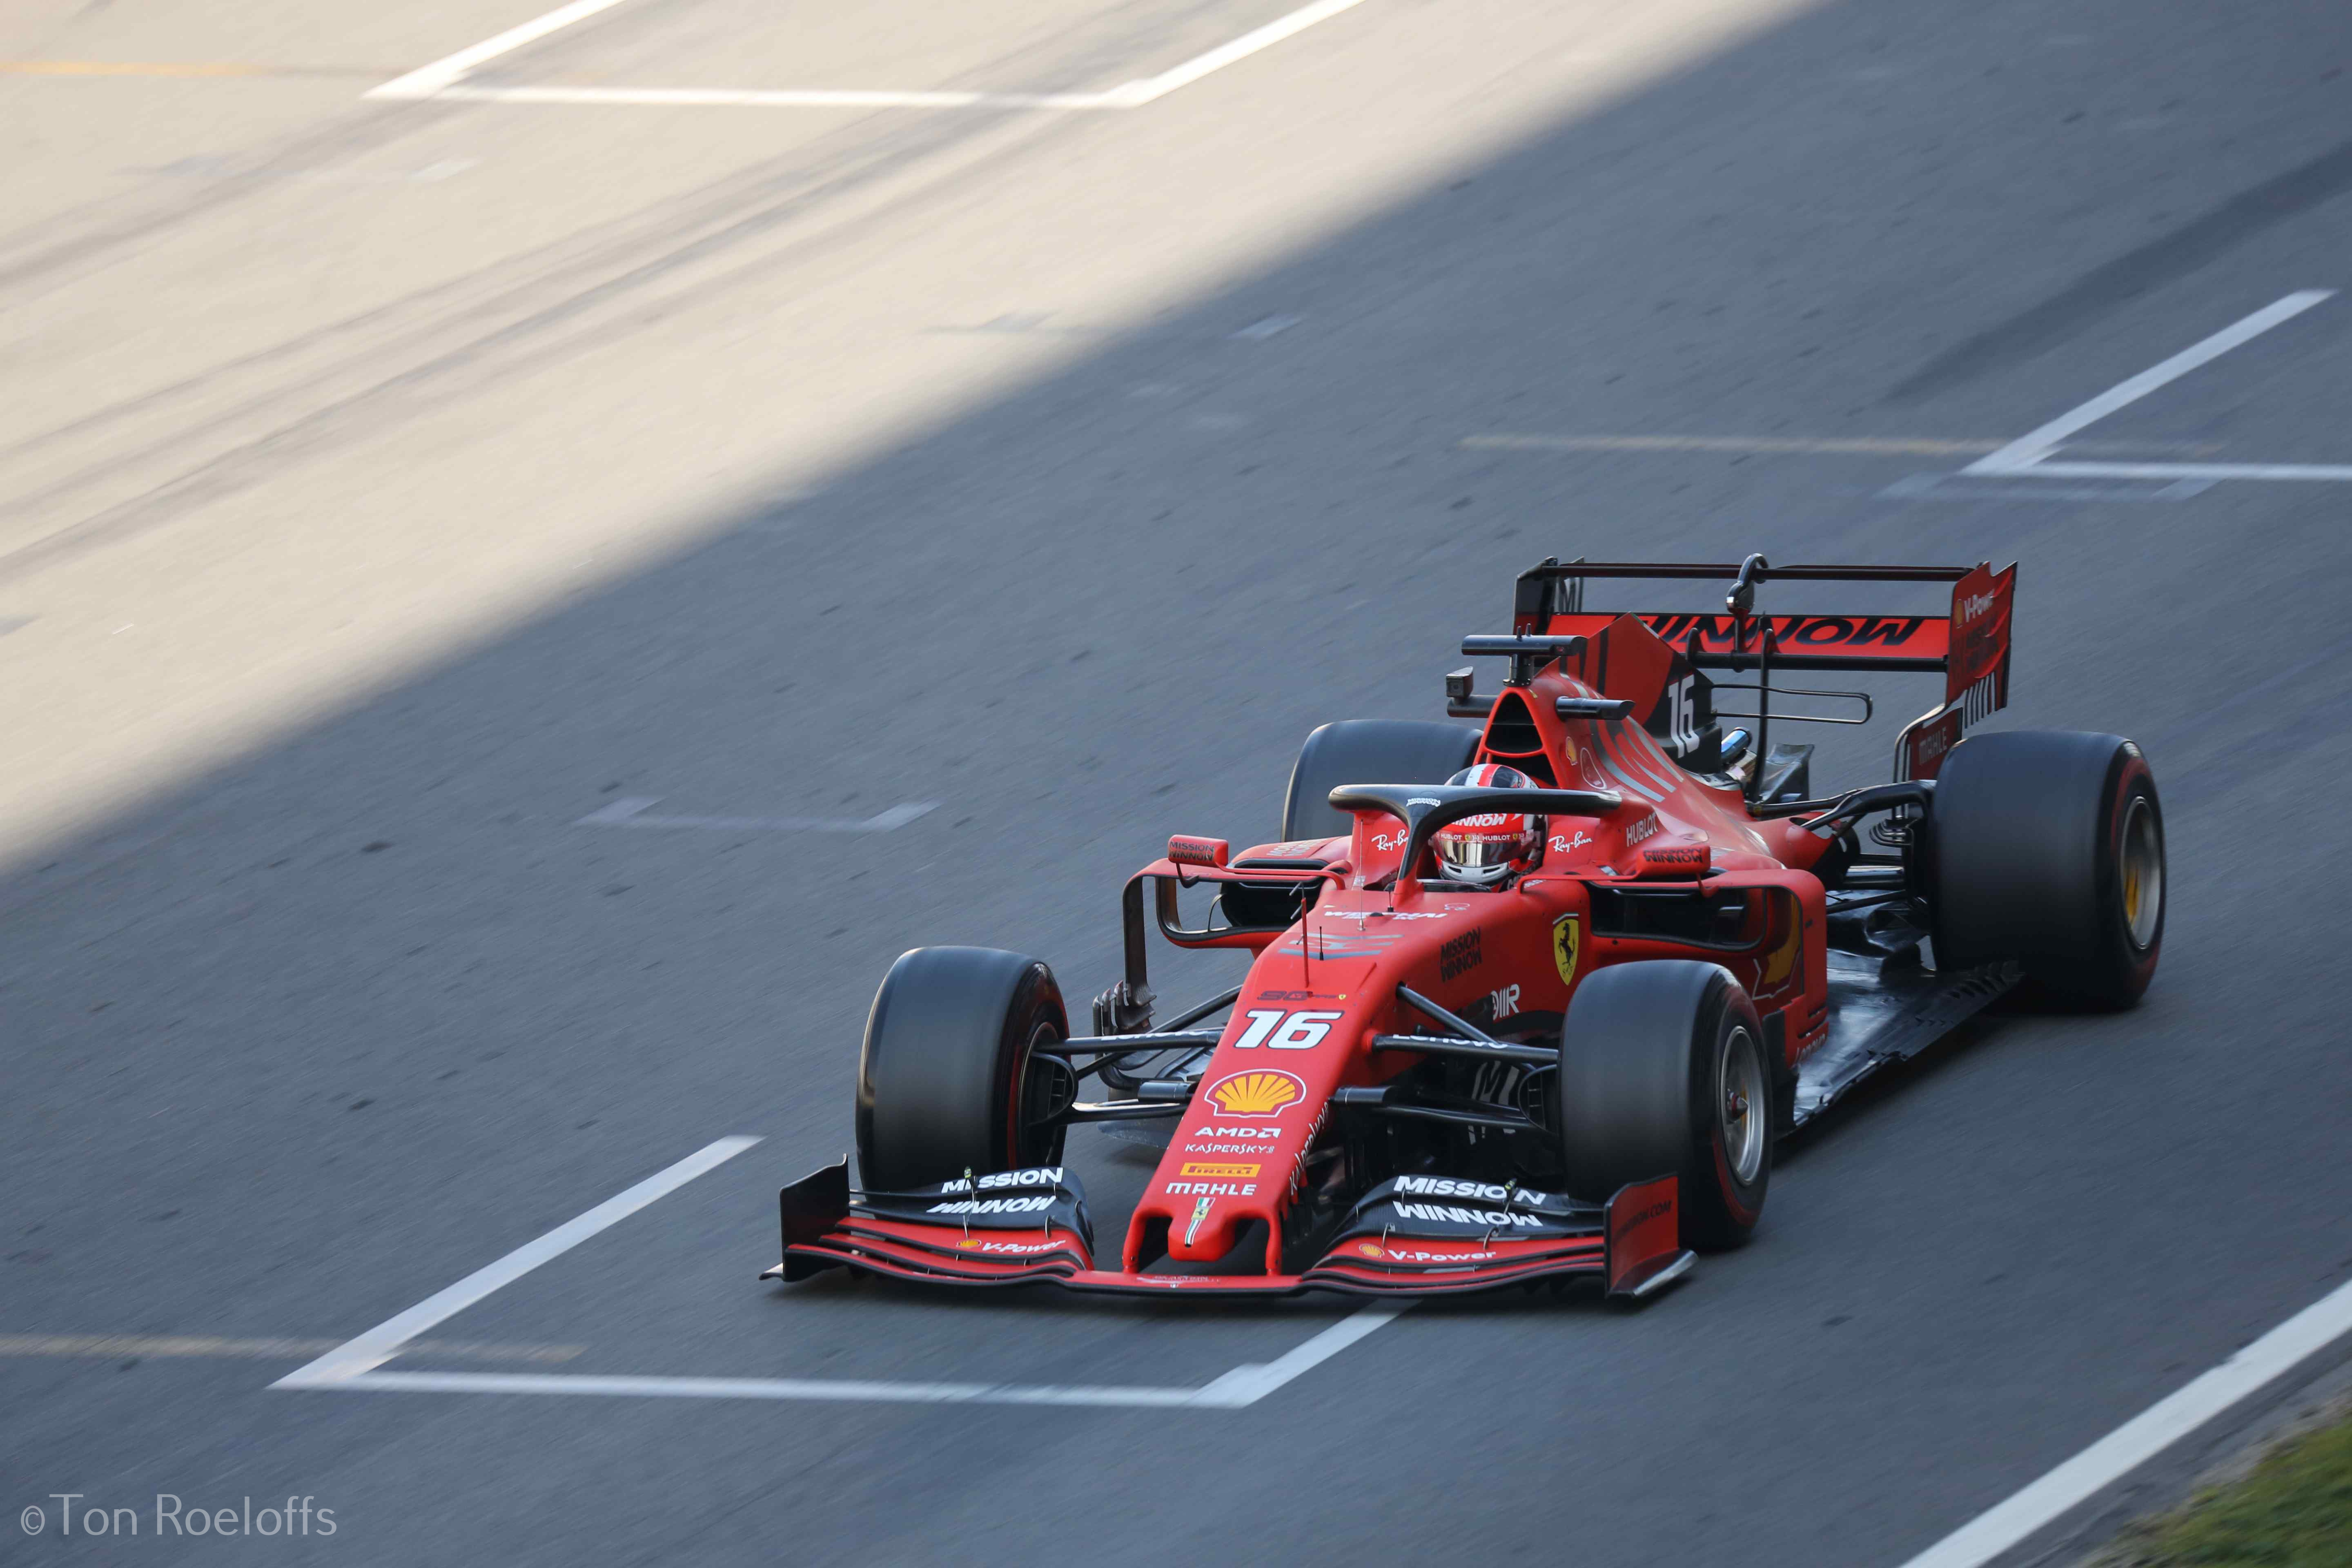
[855,946,1071,1191]
[1554,960,1770,1251]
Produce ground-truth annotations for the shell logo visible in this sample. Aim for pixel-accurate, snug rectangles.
[1356,1241,1385,1259]
[1205,1069,1305,1117]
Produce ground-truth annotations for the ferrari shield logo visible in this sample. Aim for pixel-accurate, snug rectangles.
[1552,914,1581,987]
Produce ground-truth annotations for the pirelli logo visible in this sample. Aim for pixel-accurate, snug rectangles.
[1179,1162,1262,1178]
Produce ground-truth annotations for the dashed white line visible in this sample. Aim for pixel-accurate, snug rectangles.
[1893,1271,2352,1568]
[573,797,938,833]
[1232,314,1302,341]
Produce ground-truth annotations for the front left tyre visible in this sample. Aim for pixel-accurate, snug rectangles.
[855,946,1070,1191]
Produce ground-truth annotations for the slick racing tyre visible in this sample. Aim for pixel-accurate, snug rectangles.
[1554,961,1770,1251]
[1280,720,1479,841]
[1926,731,2163,1007]
[855,947,1071,1191]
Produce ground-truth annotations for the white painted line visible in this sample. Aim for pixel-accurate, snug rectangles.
[1893,1272,2352,1568]
[1962,291,2333,475]
[1103,0,1371,107]
[367,0,1370,110]
[1882,472,2216,504]
[367,0,641,99]
[309,1301,1413,1408]
[2013,459,2352,482]
[1188,1299,1414,1404]
[573,797,939,833]
[272,1136,760,1388]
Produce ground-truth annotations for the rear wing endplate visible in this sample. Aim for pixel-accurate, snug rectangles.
[1509,558,2015,780]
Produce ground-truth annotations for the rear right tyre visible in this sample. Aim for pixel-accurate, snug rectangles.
[1926,730,2163,1007]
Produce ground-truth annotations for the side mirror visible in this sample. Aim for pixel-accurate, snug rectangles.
[1167,835,1228,868]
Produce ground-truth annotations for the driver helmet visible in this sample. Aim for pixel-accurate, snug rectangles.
[1431,764,1544,886]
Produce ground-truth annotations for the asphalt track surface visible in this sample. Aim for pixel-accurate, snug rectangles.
[6,0,2352,1563]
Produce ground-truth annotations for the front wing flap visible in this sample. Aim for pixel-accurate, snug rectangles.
[762,1160,1097,1285]
[763,1162,1689,1300]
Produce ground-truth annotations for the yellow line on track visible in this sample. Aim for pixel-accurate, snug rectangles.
[0,60,378,78]
[0,1334,583,1363]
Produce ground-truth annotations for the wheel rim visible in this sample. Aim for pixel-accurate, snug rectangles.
[2118,794,2163,951]
[1718,1026,1766,1186]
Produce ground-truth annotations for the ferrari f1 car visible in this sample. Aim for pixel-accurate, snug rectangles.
[764,555,2163,1299]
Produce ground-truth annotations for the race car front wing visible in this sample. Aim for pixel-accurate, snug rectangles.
[760,1163,1693,1301]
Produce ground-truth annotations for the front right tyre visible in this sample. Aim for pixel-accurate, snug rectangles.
[1554,960,1770,1251]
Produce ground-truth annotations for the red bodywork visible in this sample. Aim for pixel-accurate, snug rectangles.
[773,567,2011,1297]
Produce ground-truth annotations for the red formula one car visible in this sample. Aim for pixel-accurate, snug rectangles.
[764,556,2164,1299]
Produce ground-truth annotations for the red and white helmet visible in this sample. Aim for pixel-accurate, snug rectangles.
[1432,764,1543,886]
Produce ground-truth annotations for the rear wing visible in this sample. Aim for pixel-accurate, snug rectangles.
[1507,556,2016,781]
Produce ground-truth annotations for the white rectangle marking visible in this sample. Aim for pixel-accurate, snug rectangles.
[273,1136,760,1388]
[1893,1271,2352,1568]
[574,797,938,833]
[368,0,642,99]
[1962,290,2333,475]
[367,0,1370,109]
[270,1129,1411,1410]
[307,1301,1412,1408]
